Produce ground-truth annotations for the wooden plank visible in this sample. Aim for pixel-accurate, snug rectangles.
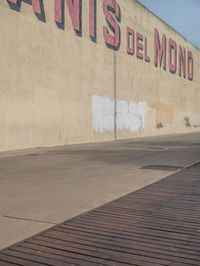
[0,163,200,265]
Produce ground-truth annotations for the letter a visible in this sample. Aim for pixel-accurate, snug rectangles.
[7,0,42,15]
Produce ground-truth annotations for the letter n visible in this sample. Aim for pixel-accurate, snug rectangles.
[55,0,81,33]
[7,0,43,15]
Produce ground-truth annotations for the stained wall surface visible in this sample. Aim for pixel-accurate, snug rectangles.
[0,0,199,151]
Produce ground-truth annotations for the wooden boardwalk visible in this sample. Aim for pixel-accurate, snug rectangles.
[0,163,200,265]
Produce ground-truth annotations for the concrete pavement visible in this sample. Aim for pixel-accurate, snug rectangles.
[0,132,200,250]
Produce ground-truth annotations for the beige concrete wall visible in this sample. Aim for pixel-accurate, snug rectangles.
[0,0,199,151]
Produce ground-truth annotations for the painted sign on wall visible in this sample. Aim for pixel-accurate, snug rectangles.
[7,0,194,80]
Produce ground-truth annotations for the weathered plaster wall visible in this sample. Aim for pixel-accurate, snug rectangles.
[0,0,199,151]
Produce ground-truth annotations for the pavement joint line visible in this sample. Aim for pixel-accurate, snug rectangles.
[2,215,57,225]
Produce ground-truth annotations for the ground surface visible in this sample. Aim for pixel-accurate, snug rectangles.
[0,132,200,250]
[1,162,200,265]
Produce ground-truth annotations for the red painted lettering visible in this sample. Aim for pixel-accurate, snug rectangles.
[127,27,135,55]
[55,0,81,33]
[7,0,42,14]
[154,28,166,70]
[144,37,150,63]
[169,38,177,74]
[67,0,81,32]
[103,0,121,50]
[55,0,63,25]
[178,45,186,78]
[188,51,193,81]
[89,0,96,41]
[136,32,143,60]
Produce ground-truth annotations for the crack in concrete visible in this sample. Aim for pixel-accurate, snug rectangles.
[2,215,56,225]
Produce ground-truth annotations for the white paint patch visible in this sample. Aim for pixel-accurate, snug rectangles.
[92,95,150,133]
[91,95,114,133]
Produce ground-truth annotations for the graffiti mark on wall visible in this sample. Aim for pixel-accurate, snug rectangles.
[92,95,154,133]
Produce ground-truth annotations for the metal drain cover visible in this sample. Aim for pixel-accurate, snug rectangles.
[141,165,182,171]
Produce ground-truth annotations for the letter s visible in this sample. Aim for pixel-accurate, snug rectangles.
[103,0,121,50]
